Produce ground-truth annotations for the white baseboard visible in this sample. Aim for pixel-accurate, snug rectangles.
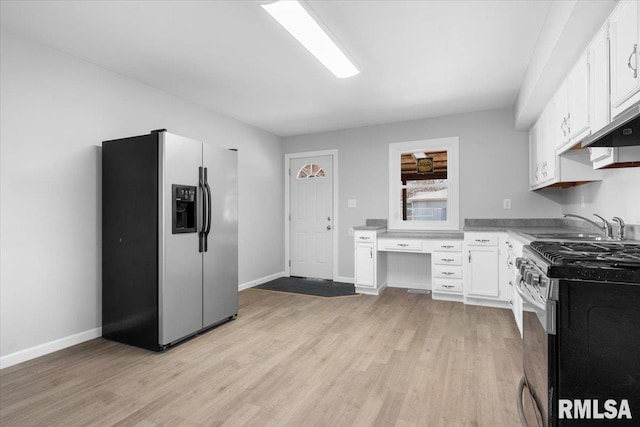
[387,281,430,290]
[463,297,511,310]
[1,273,286,369]
[335,276,354,284]
[355,283,387,296]
[1,327,102,370]
[432,293,464,303]
[239,271,286,291]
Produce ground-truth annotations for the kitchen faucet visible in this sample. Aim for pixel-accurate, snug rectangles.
[563,213,614,239]
[612,217,626,240]
[592,214,614,239]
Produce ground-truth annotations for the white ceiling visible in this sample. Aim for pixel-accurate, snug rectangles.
[1,0,556,137]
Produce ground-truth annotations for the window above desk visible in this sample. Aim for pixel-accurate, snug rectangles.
[389,137,460,231]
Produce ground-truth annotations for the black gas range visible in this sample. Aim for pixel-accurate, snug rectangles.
[517,240,640,426]
[527,240,640,282]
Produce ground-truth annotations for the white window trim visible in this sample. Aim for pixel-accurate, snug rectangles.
[388,137,460,231]
[296,163,326,179]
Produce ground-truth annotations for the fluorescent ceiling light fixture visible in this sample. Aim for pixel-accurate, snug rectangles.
[413,152,427,159]
[261,0,359,78]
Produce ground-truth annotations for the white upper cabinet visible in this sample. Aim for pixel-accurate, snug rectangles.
[589,25,611,133]
[529,119,540,187]
[588,24,616,168]
[610,0,640,117]
[540,102,557,183]
[530,0,640,176]
[529,103,556,188]
[529,98,599,191]
[556,53,590,154]
[567,53,591,143]
[555,81,570,150]
[589,6,640,169]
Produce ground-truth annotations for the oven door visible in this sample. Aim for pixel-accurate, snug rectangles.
[517,280,556,427]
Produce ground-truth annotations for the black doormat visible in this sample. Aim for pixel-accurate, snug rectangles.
[254,277,358,298]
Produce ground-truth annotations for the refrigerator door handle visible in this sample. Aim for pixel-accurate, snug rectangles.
[204,167,212,252]
[199,166,208,253]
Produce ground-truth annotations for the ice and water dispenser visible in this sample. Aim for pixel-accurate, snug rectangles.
[172,184,197,234]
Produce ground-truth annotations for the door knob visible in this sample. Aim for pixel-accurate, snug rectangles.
[327,225,332,230]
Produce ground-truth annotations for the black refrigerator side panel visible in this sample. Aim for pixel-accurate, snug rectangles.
[102,134,161,350]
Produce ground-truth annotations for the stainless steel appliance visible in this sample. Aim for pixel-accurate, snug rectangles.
[102,130,238,351]
[516,240,640,426]
[582,103,640,148]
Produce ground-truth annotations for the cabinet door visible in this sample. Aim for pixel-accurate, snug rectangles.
[567,53,590,141]
[465,247,500,298]
[610,0,640,110]
[355,243,374,287]
[589,25,611,133]
[512,286,523,337]
[555,81,570,149]
[529,120,540,187]
[540,103,557,183]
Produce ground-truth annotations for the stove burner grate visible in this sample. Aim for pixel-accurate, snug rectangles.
[530,241,640,268]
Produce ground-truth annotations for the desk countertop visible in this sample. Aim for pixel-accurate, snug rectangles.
[380,231,464,239]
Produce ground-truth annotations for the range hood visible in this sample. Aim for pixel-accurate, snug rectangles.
[582,104,640,148]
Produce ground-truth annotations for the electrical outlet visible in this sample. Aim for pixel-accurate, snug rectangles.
[348,227,354,236]
[347,199,357,208]
[503,198,512,209]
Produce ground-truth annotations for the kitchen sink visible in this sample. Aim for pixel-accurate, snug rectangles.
[529,233,607,241]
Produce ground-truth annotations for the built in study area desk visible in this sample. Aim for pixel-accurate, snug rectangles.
[353,229,464,300]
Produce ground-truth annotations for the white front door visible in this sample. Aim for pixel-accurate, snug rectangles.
[290,155,333,280]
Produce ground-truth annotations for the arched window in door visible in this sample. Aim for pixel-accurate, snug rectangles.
[297,163,325,179]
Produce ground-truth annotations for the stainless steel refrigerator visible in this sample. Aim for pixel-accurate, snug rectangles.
[102,129,238,351]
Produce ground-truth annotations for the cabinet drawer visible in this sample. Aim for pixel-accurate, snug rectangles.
[432,253,462,266]
[382,239,423,251]
[433,279,462,293]
[465,233,498,246]
[355,232,376,242]
[434,241,462,251]
[433,266,463,279]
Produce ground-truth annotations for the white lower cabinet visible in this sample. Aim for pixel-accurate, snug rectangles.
[506,232,525,337]
[355,243,374,287]
[354,230,386,295]
[463,232,510,307]
[465,246,500,297]
[511,287,523,337]
[431,240,463,302]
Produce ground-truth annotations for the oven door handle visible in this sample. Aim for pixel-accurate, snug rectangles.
[515,281,546,314]
[517,375,530,427]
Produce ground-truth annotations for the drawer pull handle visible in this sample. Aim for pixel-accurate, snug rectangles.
[475,239,490,243]
[360,237,370,240]
[442,284,455,288]
[441,245,454,248]
[442,258,454,262]
[442,272,455,276]
[398,243,410,247]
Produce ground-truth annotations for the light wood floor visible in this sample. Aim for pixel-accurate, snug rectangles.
[0,288,523,426]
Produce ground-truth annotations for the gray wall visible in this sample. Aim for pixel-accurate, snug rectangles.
[0,32,284,360]
[284,108,562,279]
